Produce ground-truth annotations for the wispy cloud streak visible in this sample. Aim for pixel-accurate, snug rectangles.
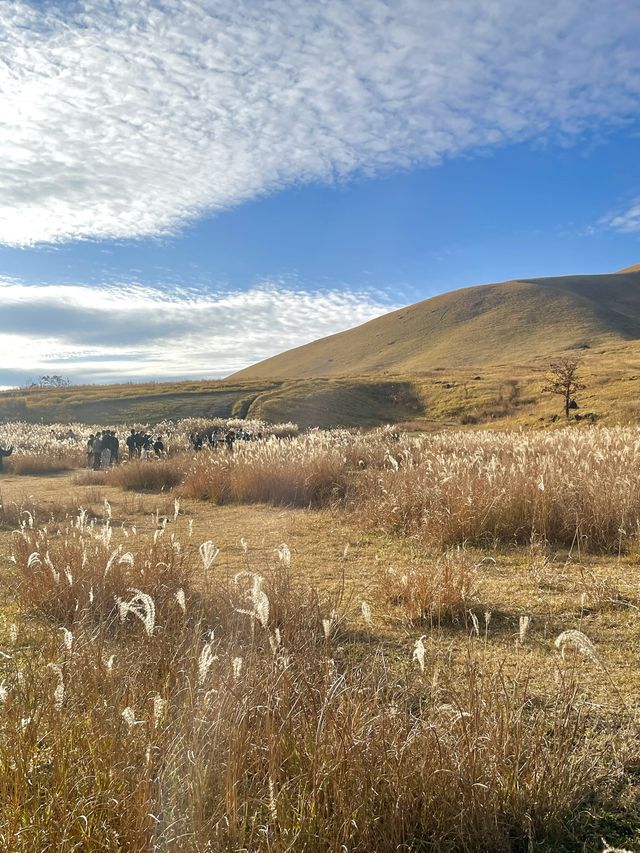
[600,200,640,234]
[1,0,639,245]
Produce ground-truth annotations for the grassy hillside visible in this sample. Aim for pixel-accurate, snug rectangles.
[4,338,640,430]
[4,267,640,430]
[0,377,423,429]
[248,337,640,431]
[233,269,640,379]
[0,380,278,425]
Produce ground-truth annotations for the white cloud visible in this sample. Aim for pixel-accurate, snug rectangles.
[600,200,640,233]
[1,0,639,245]
[0,277,395,384]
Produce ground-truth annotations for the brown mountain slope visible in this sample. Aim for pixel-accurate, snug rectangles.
[233,270,640,379]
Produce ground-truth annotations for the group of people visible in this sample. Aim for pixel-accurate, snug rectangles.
[86,430,165,469]
[125,430,164,460]
[2,422,267,476]
[188,427,263,452]
[86,430,120,469]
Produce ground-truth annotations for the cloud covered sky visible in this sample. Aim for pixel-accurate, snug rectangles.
[1,0,640,384]
[2,0,640,246]
[0,277,395,384]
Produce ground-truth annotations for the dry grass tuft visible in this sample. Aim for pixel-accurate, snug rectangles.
[7,451,81,476]
[352,428,640,551]
[106,458,186,492]
[181,439,351,507]
[374,548,480,625]
[2,422,640,849]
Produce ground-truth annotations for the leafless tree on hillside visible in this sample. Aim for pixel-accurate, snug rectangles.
[543,358,585,419]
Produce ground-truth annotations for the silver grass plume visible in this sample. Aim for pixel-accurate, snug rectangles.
[175,588,186,614]
[153,694,167,727]
[198,637,218,686]
[413,635,427,673]
[60,628,73,652]
[116,589,156,636]
[233,657,243,680]
[555,629,599,664]
[48,663,64,709]
[199,540,219,571]
[469,611,480,637]
[276,543,291,565]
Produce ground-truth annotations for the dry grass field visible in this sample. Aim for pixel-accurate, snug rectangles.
[0,424,639,851]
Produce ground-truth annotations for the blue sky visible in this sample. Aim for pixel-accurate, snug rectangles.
[1,0,639,386]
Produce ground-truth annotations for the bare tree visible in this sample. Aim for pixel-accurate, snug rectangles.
[543,358,585,419]
[35,375,71,388]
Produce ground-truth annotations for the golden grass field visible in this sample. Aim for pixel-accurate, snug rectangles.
[0,425,639,851]
[4,334,640,431]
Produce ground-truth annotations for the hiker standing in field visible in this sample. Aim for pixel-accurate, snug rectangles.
[126,429,136,459]
[140,434,152,459]
[92,432,103,469]
[0,444,13,473]
[110,431,119,464]
[135,431,146,457]
[86,434,95,468]
[224,429,236,451]
[101,430,117,466]
[100,439,111,469]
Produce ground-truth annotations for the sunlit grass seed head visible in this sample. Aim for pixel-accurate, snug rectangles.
[555,629,599,664]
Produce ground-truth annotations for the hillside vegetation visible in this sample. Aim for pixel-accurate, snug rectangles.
[3,267,640,429]
[5,344,640,430]
[0,377,423,430]
[234,269,640,378]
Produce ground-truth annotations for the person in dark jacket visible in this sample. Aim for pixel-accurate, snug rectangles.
[126,429,136,459]
[102,431,118,465]
[110,431,119,464]
[0,445,13,473]
[135,431,146,456]
[92,432,103,470]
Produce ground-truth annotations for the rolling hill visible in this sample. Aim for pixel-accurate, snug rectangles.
[3,266,640,430]
[233,269,640,379]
